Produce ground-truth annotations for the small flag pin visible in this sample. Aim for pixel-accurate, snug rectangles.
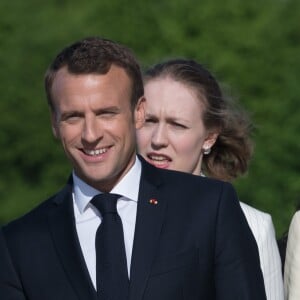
[149,198,158,205]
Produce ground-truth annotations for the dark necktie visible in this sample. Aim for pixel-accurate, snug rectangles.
[91,193,129,300]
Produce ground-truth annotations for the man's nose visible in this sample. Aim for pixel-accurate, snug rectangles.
[82,117,101,143]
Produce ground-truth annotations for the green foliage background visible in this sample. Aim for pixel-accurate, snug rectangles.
[1,0,300,236]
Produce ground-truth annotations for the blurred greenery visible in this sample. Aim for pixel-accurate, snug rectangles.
[0,0,299,237]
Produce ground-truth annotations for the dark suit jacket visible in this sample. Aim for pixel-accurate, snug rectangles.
[0,158,266,300]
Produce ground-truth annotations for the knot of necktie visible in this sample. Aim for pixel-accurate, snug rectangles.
[91,193,121,215]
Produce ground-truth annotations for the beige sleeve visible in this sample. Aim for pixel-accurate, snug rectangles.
[284,211,300,300]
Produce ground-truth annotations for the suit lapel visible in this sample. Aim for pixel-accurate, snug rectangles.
[47,180,97,300]
[129,159,167,300]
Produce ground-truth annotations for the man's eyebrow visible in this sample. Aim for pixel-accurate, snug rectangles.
[95,106,120,112]
[60,110,82,119]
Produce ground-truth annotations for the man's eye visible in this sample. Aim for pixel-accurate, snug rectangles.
[62,114,81,122]
[172,122,187,129]
[104,111,117,116]
[97,111,118,117]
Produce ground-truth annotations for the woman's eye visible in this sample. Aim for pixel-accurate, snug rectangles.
[145,118,156,123]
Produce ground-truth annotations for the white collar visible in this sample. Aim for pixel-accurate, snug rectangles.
[73,156,142,213]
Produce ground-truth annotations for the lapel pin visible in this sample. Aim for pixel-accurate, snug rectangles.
[149,198,158,205]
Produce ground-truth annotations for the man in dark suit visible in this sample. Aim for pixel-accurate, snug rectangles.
[0,37,266,300]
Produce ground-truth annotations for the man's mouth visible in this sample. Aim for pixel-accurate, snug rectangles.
[83,148,108,156]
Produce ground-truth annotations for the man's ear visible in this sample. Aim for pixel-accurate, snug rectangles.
[134,96,145,129]
[51,112,59,139]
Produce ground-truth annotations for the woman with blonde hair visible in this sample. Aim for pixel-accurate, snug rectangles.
[137,59,283,300]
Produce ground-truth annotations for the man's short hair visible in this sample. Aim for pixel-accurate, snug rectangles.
[45,37,144,112]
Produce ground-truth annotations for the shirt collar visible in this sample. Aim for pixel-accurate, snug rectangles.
[73,156,141,214]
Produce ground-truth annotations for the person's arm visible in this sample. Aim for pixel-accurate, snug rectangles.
[214,182,267,300]
[284,211,300,300]
[257,214,284,300]
[0,228,26,300]
[240,203,284,300]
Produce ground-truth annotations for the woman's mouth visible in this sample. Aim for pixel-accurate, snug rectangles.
[147,153,171,169]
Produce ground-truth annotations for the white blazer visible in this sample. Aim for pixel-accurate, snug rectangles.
[284,211,300,300]
[240,202,284,300]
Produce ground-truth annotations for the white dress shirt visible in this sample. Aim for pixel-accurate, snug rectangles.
[284,210,300,300]
[73,157,141,289]
[240,202,284,300]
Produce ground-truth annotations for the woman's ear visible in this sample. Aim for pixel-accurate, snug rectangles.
[202,131,219,151]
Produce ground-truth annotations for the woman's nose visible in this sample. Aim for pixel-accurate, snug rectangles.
[151,124,168,148]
